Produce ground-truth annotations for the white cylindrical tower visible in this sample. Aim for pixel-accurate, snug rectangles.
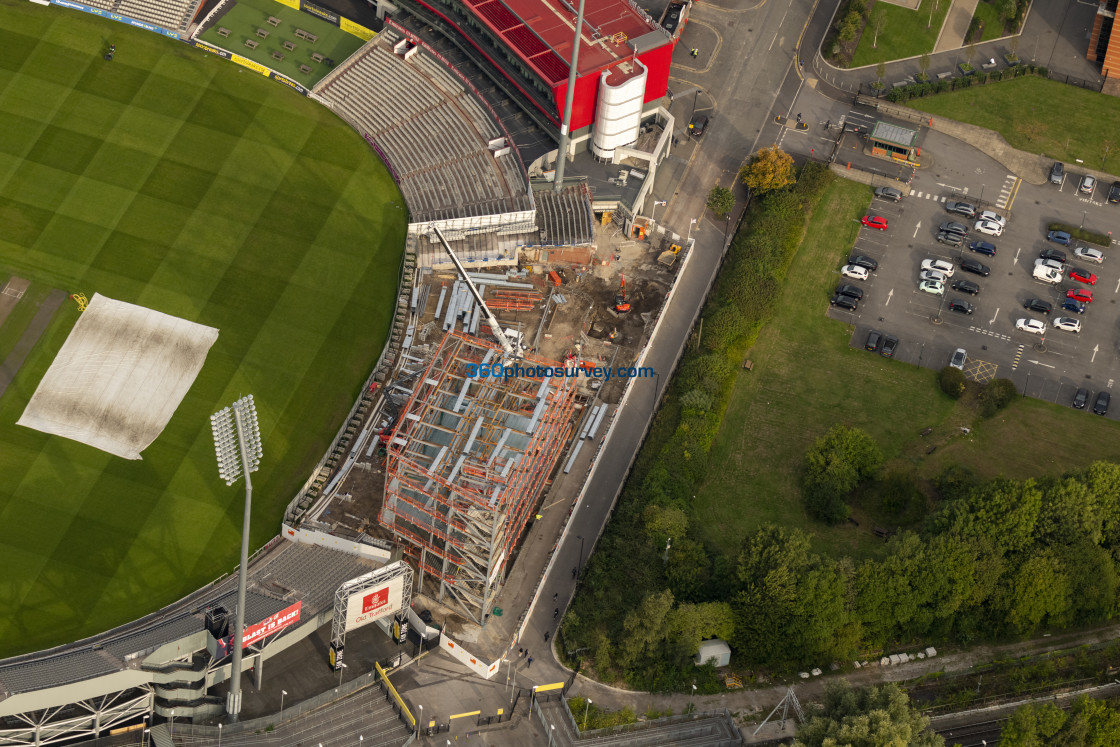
[590,59,648,160]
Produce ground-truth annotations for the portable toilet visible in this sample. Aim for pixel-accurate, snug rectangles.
[695,639,731,667]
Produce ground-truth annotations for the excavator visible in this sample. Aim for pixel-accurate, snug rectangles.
[613,275,631,313]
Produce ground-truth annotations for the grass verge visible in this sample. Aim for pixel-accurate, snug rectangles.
[908,76,1120,174]
[969,0,1006,43]
[850,2,952,69]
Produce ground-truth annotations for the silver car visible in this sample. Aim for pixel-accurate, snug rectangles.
[1074,246,1104,264]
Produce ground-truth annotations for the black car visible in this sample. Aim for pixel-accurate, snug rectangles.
[952,279,980,295]
[1039,248,1067,263]
[939,221,969,236]
[1023,298,1053,315]
[937,231,964,247]
[959,258,990,276]
[835,283,864,300]
[830,293,858,310]
[969,241,997,256]
[948,299,974,315]
[866,330,882,352]
[880,335,899,358]
[688,113,708,138]
[849,254,879,272]
[1060,299,1086,315]
[1073,388,1090,409]
[1109,181,1120,204]
[945,201,977,218]
[1093,391,1111,416]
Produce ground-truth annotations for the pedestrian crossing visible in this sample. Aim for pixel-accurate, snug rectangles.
[994,174,1018,209]
[909,191,947,202]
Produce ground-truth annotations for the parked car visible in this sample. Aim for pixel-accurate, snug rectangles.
[918,279,945,295]
[830,293,858,310]
[1108,180,1120,204]
[835,283,864,300]
[1074,246,1104,263]
[1039,248,1067,263]
[940,221,969,236]
[968,241,997,257]
[1068,268,1098,285]
[978,210,1006,227]
[948,299,974,315]
[974,219,1003,236]
[1048,230,1072,245]
[881,335,899,358]
[688,113,708,138]
[1060,299,1086,315]
[841,264,869,281]
[1073,388,1090,409]
[920,269,948,283]
[1023,298,1053,315]
[938,231,964,247]
[1015,318,1047,334]
[865,330,882,351]
[1052,316,1082,333]
[1032,265,1062,284]
[1050,161,1064,184]
[921,258,955,277]
[959,257,990,276]
[949,348,967,370]
[1036,258,1064,273]
[1094,391,1111,415]
[952,279,980,294]
[1079,174,1096,194]
[861,215,888,230]
[875,186,903,202]
[849,255,879,272]
[1066,288,1093,303]
[945,201,977,218]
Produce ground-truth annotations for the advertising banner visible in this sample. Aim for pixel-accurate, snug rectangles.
[340,17,376,41]
[300,0,339,26]
[231,53,272,78]
[217,601,301,656]
[273,0,300,9]
[191,39,232,59]
[345,576,404,631]
[329,642,344,670]
[270,73,308,96]
[51,0,180,38]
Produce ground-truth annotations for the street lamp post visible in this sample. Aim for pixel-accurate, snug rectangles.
[650,199,668,225]
[169,710,174,742]
[338,661,348,688]
[210,395,263,721]
[583,698,592,731]
[548,724,556,747]
[689,684,697,713]
[218,722,222,747]
[418,704,424,737]
[280,689,287,722]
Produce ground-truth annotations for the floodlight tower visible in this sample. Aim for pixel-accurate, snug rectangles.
[210,395,263,721]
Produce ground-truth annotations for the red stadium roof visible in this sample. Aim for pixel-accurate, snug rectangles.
[462,0,662,84]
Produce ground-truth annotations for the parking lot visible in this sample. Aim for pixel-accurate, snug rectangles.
[829,171,1120,417]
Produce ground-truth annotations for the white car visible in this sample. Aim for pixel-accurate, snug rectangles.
[1015,318,1047,335]
[841,264,869,281]
[918,279,944,295]
[1052,316,1082,333]
[920,269,947,283]
[1074,246,1104,264]
[1033,266,1062,284]
[921,258,955,277]
[949,348,967,370]
[978,210,1006,227]
[973,219,1003,237]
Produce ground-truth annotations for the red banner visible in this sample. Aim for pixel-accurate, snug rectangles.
[218,601,301,655]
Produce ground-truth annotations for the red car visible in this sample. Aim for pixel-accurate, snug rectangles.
[860,215,888,230]
[1068,268,1098,286]
[1067,288,1094,303]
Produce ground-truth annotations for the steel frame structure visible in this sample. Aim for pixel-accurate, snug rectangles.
[330,562,415,655]
[380,330,578,625]
[0,686,152,745]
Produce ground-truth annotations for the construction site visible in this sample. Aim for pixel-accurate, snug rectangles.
[283,213,684,662]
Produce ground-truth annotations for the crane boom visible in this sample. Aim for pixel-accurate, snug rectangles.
[431,226,520,360]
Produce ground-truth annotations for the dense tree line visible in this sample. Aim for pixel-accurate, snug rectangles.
[1000,695,1120,746]
[793,681,942,747]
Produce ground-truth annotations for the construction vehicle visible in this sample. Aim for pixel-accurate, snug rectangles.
[658,243,682,267]
[613,275,631,313]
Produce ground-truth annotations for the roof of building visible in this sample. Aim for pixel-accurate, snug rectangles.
[461,0,664,84]
[871,120,919,148]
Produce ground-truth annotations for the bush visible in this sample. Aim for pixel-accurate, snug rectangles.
[938,366,966,398]
[1047,222,1111,248]
[966,17,982,43]
[980,378,1018,416]
[802,425,882,525]
[838,10,863,42]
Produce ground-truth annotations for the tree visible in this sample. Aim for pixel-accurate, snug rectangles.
[738,146,794,194]
[802,425,883,524]
[997,0,1017,26]
[927,0,941,30]
[1000,700,1068,746]
[1001,696,1120,746]
[667,601,735,654]
[979,377,1017,416]
[870,7,887,48]
[617,590,674,667]
[666,538,712,601]
[793,681,944,747]
[918,52,931,81]
[872,61,887,94]
[938,366,966,398]
[706,185,735,218]
[1002,550,1071,633]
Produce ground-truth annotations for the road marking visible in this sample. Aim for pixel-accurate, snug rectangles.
[913,221,921,238]
[936,182,962,191]
[1027,360,1056,368]
[1014,247,1020,264]
[1092,344,1099,363]
[885,288,893,306]
[988,307,999,326]
[1114,277,1119,294]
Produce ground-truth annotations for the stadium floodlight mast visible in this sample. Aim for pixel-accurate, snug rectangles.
[210,394,263,720]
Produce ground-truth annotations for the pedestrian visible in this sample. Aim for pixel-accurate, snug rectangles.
[571,567,577,579]
[527,656,534,667]
[554,607,560,618]
[553,592,558,602]
[690,48,698,58]
[519,647,524,657]
[544,631,550,642]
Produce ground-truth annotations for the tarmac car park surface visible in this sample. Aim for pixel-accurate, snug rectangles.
[829,181,1120,415]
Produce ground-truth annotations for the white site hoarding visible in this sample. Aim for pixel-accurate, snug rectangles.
[344,575,405,631]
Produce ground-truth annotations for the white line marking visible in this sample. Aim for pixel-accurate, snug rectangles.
[885,288,893,306]
[989,307,999,326]
[1027,360,1056,368]
[1092,344,1100,363]
[913,221,921,238]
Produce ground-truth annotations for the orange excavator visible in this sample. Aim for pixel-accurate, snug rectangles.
[614,275,631,313]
